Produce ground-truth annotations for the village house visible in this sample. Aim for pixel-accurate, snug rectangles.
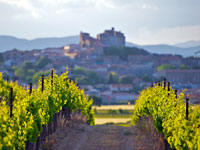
[107,64,129,75]
[154,55,183,68]
[128,55,154,64]
[130,63,153,77]
[85,88,101,97]
[133,78,143,87]
[64,44,80,52]
[104,56,120,64]
[186,87,200,104]
[89,64,107,72]
[112,93,137,101]
[109,84,133,92]
[79,85,94,91]
[157,69,200,84]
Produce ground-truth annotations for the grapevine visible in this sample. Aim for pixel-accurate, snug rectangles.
[0,70,94,150]
[132,82,200,149]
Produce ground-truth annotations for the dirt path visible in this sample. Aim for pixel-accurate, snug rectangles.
[52,124,135,150]
[42,116,165,150]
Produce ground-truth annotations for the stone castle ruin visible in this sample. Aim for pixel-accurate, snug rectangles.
[80,27,125,48]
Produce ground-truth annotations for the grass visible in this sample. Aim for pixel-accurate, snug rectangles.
[95,118,132,125]
[95,114,132,118]
[94,109,134,118]
[104,121,133,127]
[93,105,135,110]
[93,105,134,126]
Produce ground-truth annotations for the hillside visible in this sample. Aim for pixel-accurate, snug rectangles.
[126,42,200,57]
[142,44,200,57]
[174,40,200,48]
[0,35,80,52]
[0,35,200,57]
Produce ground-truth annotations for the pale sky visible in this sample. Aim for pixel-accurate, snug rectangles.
[0,0,200,45]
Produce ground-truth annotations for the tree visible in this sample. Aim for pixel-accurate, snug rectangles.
[75,77,88,85]
[87,71,99,85]
[35,57,52,69]
[25,76,33,83]
[141,74,152,82]
[22,62,34,70]
[89,95,102,106]
[119,75,134,84]
[180,64,189,69]
[14,62,36,82]
[157,64,176,71]
[14,68,26,80]
[72,67,86,75]
[0,53,4,64]
[12,65,17,69]
[32,71,50,83]
[27,69,35,76]
[104,46,149,61]
[192,65,200,69]
[107,72,119,84]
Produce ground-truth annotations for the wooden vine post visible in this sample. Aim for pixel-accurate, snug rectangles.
[25,83,34,150]
[158,80,161,86]
[163,78,166,89]
[30,83,32,95]
[51,69,53,86]
[168,82,170,96]
[42,75,44,93]
[36,75,44,150]
[51,69,57,132]
[151,82,154,88]
[7,75,9,82]
[175,89,177,99]
[10,88,13,117]
[186,98,189,120]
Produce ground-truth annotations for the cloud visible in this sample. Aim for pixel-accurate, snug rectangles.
[141,3,159,10]
[131,26,200,45]
[56,9,67,15]
[0,0,155,19]
[0,0,120,17]
[43,0,125,15]
[0,0,46,18]
[0,0,200,45]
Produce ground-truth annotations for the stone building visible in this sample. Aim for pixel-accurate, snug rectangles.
[80,32,96,48]
[97,27,125,47]
[157,69,200,84]
[80,27,126,48]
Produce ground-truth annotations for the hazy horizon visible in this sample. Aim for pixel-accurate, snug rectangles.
[1,33,200,47]
[1,0,200,45]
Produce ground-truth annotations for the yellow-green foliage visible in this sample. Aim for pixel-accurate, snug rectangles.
[0,70,94,150]
[133,83,200,150]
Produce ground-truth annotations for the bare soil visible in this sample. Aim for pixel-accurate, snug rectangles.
[41,114,165,150]
[51,123,135,150]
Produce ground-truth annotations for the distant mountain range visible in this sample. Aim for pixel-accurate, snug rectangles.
[174,40,200,48]
[0,35,80,52]
[126,42,200,57]
[0,35,200,57]
[141,44,200,57]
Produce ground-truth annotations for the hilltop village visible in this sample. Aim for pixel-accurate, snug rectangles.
[80,27,125,48]
[1,27,200,104]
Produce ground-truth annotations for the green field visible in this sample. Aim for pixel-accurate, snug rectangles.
[93,105,135,110]
[93,105,134,125]
[95,118,132,125]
